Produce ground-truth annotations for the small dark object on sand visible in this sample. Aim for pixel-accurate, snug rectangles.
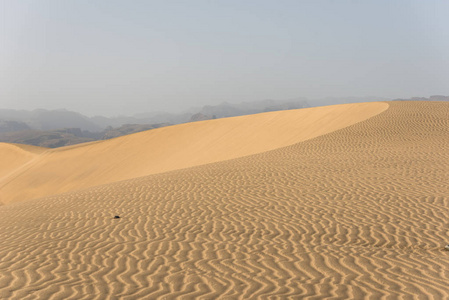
[445,245,449,251]
[114,215,120,219]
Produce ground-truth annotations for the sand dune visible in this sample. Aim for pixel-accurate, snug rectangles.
[0,101,448,299]
[0,102,387,205]
[0,143,45,182]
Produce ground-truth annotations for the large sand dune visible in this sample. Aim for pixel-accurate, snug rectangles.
[0,102,387,205]
[0,101,448,299]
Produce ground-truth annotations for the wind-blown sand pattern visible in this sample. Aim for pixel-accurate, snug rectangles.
[0,101,448,299]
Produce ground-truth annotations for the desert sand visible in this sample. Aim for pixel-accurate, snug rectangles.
[0,101,448,299]
[0,143,45,182]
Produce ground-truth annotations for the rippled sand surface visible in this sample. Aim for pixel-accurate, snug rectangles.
[0,101,448,299]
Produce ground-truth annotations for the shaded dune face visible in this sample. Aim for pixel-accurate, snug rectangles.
[0,101,448,299]
[0,102,387,205]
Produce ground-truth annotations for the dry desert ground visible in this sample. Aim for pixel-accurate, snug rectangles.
[0,101,448,299]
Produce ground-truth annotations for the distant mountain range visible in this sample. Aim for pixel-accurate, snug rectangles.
[0,98,311,147]
[0,98,311,133]
[0,95,447,148]
[0,124,170,148]
[393,95,449,102]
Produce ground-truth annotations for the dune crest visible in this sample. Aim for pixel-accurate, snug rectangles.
[0,102,388,204]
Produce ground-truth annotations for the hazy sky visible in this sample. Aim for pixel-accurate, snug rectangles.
[1,0,448,116]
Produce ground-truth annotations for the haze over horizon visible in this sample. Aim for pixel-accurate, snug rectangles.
[1,0,449,116]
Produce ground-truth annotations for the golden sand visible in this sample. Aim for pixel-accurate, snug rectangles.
[0,101,448,299]
[0,143,45,181]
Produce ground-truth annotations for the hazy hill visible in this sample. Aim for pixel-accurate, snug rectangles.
[393,95,449,102]
[0,129,95,148]
[0,109,101,132]
[0,120,31,133]
[90,114,186,129]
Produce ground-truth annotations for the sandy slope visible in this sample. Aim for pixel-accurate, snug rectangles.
[0,143,46,182]
[0,101,448,299]
[0,102,387,205]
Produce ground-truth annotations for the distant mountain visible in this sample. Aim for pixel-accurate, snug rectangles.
[30,110,101,131]
[429,95,449,101]
[0,99,311,132]
[393,95,449,102]
[190,113,215,122]
[0,99,311,147]
[0,109,101,132]
[90,111,192,129]
[0,120,31,133]
[0,123,171,148]
[0,129,95,148]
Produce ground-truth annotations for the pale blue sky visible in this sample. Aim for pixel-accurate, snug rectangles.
[1,0,448,116]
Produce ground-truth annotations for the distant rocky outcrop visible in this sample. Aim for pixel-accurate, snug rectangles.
[189,113,214,122]
[429,95,449,101]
